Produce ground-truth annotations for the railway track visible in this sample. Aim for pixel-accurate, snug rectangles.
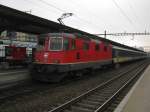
[0,61,143,103]
[49,60,149,112]
[0,67,124,102]
[0,66,27,71]
[0,69,29,90]
[0,70,27,76]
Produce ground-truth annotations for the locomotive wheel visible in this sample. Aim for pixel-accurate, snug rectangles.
[46,72,68,83]
[30,65,68,83]
[31,72,68,83]
[87,68,96,75]
[75,71,83,77]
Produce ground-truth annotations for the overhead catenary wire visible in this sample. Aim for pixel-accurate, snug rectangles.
[65,0,110,30]
[112,0,134,26]
[34,0,104,32]
[66,0,138,33]
[25,0,135,34]
[23,0,62,17]
[37,0,66,13]
[127,0,144,31]
[21,0,148,36]
[24,0,91,31]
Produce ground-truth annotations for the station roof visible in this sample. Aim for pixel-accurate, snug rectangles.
[0,4,145,52]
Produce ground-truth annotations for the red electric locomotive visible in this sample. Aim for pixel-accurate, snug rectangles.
[30,33,112,82]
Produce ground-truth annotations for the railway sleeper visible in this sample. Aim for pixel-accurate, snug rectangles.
[87,97,107,102]
[109,103,118,108]
[105,107,115,111]
[90,96,108,101]
[64,110,73,112]
[82,100,100,105]
[91,94,109,99]
[97,89,113,93]
[76,102,98,110]
[88,96,108,101]
[93,93,111,97]
[71,105,93,112]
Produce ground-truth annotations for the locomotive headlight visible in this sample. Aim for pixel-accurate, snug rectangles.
[44,53,48,62]
[44,53,48,58]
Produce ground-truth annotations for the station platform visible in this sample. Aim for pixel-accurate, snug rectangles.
[114,65,150,112]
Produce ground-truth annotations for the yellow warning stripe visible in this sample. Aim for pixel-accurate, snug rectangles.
[113,57,132,63]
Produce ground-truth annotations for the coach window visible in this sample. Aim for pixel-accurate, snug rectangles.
[83,42,89,50]
[71,39,76,49]
[95,43,99,51]
[63,38,69,50]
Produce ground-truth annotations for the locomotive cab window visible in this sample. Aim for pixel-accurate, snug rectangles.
[50,37,62,51]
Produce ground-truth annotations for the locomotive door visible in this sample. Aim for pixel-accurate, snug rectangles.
[74,39,82,62]
[63,38,81,63]
[73,38,82,62]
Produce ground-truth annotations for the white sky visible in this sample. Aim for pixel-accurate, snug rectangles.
[1,0,150,49]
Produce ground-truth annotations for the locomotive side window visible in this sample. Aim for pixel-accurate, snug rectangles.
[95,43,100,51]
[71,39,76,49]
[50,37,62,50]
[63,38,69,50]
[83,42,89,50]
[104,45,107,52]
[108,45,111,51]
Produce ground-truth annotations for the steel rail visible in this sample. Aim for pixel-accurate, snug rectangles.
[95,63,148,112]
[48,61,147,112]
[0,70,28,76]
[0,63,132,102]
